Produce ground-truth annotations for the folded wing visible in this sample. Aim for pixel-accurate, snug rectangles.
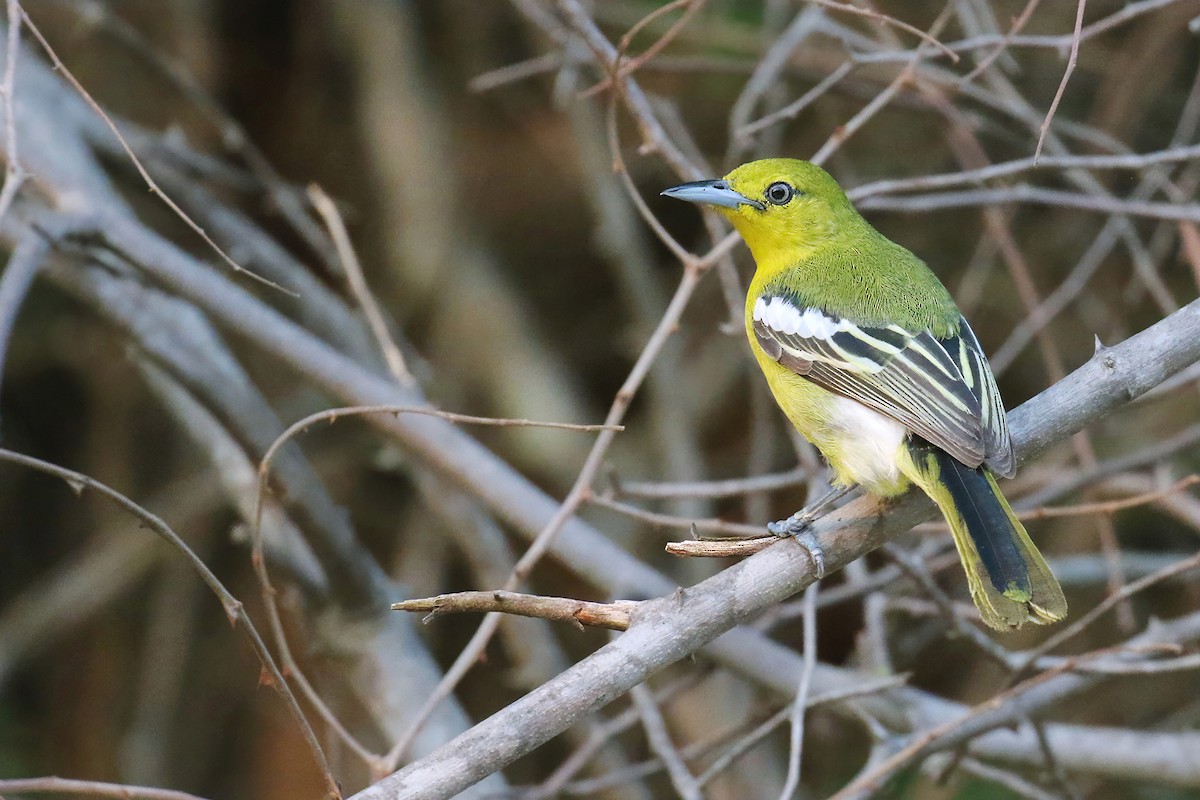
[752,294,1014,475]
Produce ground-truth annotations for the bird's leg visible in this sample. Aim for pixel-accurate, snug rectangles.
[766,484,856,579]
[767,484,853,535]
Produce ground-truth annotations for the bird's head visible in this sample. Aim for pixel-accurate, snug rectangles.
[662,159,856,265]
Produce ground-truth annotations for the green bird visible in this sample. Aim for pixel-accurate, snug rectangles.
[663,158,1066,631]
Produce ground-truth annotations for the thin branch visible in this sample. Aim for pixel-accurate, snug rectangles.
[469,52,562,93]
[850,0,1179,63]
[848,144,1200,200]
[614,468,808,500]
[631,683,703,800]
[0,777,211,800]
[251,399,625,755]
[959,0,1043,84]
[725,5,825,164]
[45,0,340,269]
[307,184,415,386]
[527,671,712,799]
[856,184,1200,222]
[827,644,1159,800]
[779,582,819,800]
[807,0,958,62]
[0,448,340,799]
[580,0,706,98]
[937,755,1059,800]
[589,493,763,538]
[880,544,1014,666]
[392,591,639,632]
[259,404,618,490]
[18,9,294,295]
[736,61,855,143]
[666,535,778,557]
[695,674,910,788]
[1034,0,1087,161]
[811,5,954,165]
[1019,474,1200,520]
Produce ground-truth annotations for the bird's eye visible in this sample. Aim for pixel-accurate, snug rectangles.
[766,182,795,205]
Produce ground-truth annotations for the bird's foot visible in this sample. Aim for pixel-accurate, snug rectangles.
[767,511,825,579]
[766,508,814,537]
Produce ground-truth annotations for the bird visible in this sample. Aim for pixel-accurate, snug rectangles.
[662,158,1066,631]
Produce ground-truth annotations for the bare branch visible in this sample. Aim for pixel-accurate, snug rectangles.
[0,448,340,798]
[1034,0,1088,161]
[392,591,639,632]
[0,777,211,800]
[19,8,293,295]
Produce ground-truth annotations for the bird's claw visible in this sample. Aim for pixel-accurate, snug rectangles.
[767,512,826,579]
[795,530,826,579]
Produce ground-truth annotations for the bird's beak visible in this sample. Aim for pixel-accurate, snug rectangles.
[660,179,765,211]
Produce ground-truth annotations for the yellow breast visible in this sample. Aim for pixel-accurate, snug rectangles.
[745,297,911,496]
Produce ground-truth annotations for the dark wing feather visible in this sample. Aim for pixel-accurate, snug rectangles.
[753,295,1009,469]
[942,319,1015,476]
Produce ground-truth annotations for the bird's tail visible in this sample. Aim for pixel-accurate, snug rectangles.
[905,442,1067,631]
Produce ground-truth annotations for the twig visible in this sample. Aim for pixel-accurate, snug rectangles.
[736,61,854,143]
[138,363,377,769]
[779,582,819,800]
[47,0,340,270]
[850,0,1179,63]
[725,5,825,163]
[469,52,562,93]
[251,397,625,753]
[259,403,618,488]
[1032,718,1080,800]
[1020,474,1200,520]
[555,0,709,178]
[811,5,955,165]
[614,465,811,496]
[959,0,1042,84]
[392,591,639,632]
[827,646,1134,800]
[880,544,1015,666]
[0,448,341,799]
[589,493,763,538]
[807,0,958,62]
[665,536,779,557]
[631,683,703,800]
[528,671,712,798]
[695,674,910,788]
[848,144,1200,200]
[19,9,295,296]
[856,184,1200,222]
[1020,421,1200,507]
[0,777,211,800]
[1035,649,1200,675]
[1034,0,1087,162]
[934,754,1059,800]
[307,184,415,386]
[580,0,706,98]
